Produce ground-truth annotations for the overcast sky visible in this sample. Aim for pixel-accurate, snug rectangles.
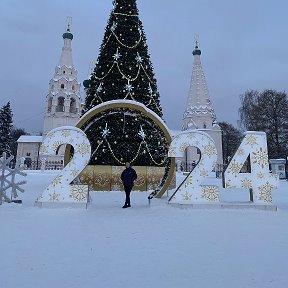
[1,0,288,134]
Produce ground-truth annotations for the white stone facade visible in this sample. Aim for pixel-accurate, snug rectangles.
[179,41,223,170]
[16,25,81,169]
[43,28,81,135]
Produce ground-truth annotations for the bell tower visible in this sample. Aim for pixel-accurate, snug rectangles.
[43,18,81,135]
[182,35,223,166]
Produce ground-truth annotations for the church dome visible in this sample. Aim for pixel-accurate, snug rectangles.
[63,31,73,40]
[193,46,201,56]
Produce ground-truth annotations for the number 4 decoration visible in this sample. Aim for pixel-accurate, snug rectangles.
[223,131,279,204]
[35,127,91,208]
[168,131,219,204]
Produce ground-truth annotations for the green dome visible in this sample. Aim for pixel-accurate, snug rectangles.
[63,32,73,40]
[193,46,201,56]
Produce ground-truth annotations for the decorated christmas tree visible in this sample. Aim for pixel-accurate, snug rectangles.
[82,0,168,166]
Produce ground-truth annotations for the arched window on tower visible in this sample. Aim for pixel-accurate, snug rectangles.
[70,98,77,114]
[56,97,65,112]
[47,97,53,112]
[61,84,65,89]
[203,123,207,129]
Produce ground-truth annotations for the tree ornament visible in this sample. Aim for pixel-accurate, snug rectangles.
[125,80,134,92]
[113,48,122,61]
[101,123,111,139]
[138,125,146,140]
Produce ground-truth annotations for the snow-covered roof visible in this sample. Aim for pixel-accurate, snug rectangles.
[269,159,286,164]
[17,135,43,143]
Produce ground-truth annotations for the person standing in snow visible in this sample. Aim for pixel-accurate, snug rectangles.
[121,162,137,208]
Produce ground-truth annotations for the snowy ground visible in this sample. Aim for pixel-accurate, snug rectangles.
[1,171,288,288]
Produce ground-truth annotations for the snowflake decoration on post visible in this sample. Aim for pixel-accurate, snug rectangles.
[125,80,134,93]
[138,126,146,140]
[101,123,111,139]
[0,152,27,205]
[252,147,268,169]
[113,48,122,61]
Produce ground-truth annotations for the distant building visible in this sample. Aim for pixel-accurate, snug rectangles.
[269,159,286,179]
[176,37,223,171]
[16,21,81,168]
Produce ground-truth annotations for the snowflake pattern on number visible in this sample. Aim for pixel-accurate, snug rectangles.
[52,141,64,152]
[246,135,258,147]
[228,159,242,177]
[252,147,268,169]
[61,129,71,138]
[237,148,245,156]
[70,169,79,177]
[69,185,88,202]
[200,169,208,177]
[201,186,219,201]
[181,192,192,201]
[187,133,196,140]
[258,182,274,203]
[241,178,252,189]
[40,144,48,154]
[49,191,60,202]
[204,142,217,158]
[76,142,90,157]
[179,142,190,153]
[52,175,62,187]
[184,176,193,188]
[257,172,264,179]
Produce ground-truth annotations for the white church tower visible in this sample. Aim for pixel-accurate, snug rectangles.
[43,18,81,135]
[182,35,223,167]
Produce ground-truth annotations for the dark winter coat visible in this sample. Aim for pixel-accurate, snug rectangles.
[121,167,137,187]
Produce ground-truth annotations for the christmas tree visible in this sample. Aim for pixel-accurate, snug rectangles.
[0,102,13,157]
[82,0,168,166]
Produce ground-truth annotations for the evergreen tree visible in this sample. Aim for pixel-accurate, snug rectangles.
[0,102,14,157]
[82,0,168,166]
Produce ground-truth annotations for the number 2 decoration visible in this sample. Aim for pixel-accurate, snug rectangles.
[168,131,219,204]
[36,127,91,208]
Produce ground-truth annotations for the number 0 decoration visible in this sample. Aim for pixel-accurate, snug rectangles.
[224,132,279,204]
[36,127,91,208]
[168,131,219,204]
